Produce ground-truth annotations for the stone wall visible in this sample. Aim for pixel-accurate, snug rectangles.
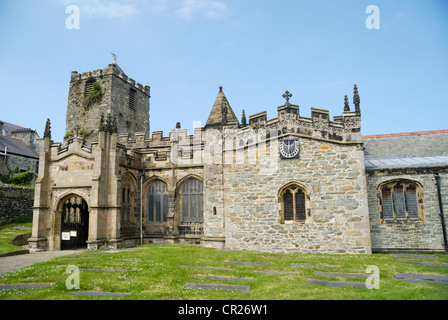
[0,184,34,224]
[111,71,150,136]
[66,64,150,142]
[0,160,8,175]
[66,69,112,140]
[4,153,39,173]
[118,129,205,244]
[367,170,448,252]
[10,129,41,153]
[217,137,372,254]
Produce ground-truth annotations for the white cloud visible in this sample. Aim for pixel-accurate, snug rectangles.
[84,1,139,19]
[59,0,231,21]
[148,0,169,12]
[175,0,229,21]
[61,0,142,19]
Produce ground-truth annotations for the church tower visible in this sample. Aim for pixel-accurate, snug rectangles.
[65,60,150,141]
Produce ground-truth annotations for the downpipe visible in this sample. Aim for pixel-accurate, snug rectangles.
[434,173,448,252]
[139,170,145,246]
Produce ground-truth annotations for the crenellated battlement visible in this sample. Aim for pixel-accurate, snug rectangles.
[114,87,362,165]
[62,75,362,169]
[70,64,150,96]
[240,108,361,144]
[66,62,150,143]
[50,136,93,159]
[117,128,204,151]
[240,88,362,144]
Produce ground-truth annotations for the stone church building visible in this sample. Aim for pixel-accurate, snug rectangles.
[28,62,448,254]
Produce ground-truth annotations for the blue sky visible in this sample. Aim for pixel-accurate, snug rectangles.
[0,0,447,141]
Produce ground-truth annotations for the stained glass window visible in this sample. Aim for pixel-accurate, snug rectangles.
[180,179,203,223]
[281,185,307,222]
[147,180,168,222]
[379,181,423,223]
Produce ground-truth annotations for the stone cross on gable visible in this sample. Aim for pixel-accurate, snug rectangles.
[283,90,292,103]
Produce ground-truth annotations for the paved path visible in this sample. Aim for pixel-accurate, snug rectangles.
[0,250,83,275]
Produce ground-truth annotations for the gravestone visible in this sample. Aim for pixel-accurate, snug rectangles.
[184,283,250,292]
[306,279,367,288]
[67,291,130,297]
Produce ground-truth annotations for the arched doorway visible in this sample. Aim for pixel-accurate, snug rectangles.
[60,196,89,250]
[120,174,138,237]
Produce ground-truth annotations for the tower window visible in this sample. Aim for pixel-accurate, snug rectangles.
[84,80,96,97]
[129,88,136,109]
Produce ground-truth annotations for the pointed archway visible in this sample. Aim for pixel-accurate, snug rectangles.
[59,195,90,250]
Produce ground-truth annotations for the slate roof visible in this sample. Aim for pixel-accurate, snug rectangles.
[0,120,36,136]
[0,135,38,159]
[363,130,448,170]
[365,156,448,170]
[205,87,239,128]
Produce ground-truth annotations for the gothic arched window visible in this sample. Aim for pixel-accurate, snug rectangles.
[279,183,308,223]
[121,184,132,223]
[147,180,169,222]
[180,179,203,223]
[378,180,424,223]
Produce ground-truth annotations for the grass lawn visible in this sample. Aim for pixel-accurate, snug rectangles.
[0,242,447,301]
[0,220,32,254]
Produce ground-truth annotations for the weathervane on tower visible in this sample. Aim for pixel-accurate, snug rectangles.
[111,53,117,64]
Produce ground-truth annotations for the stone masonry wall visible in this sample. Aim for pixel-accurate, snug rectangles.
[221,138,372,254]
[111,73,150,136]
[5,154,38,173]
[367,170,448,252]
[66,64,150,142]
[0,185,34,224]
[66,70,112,140]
